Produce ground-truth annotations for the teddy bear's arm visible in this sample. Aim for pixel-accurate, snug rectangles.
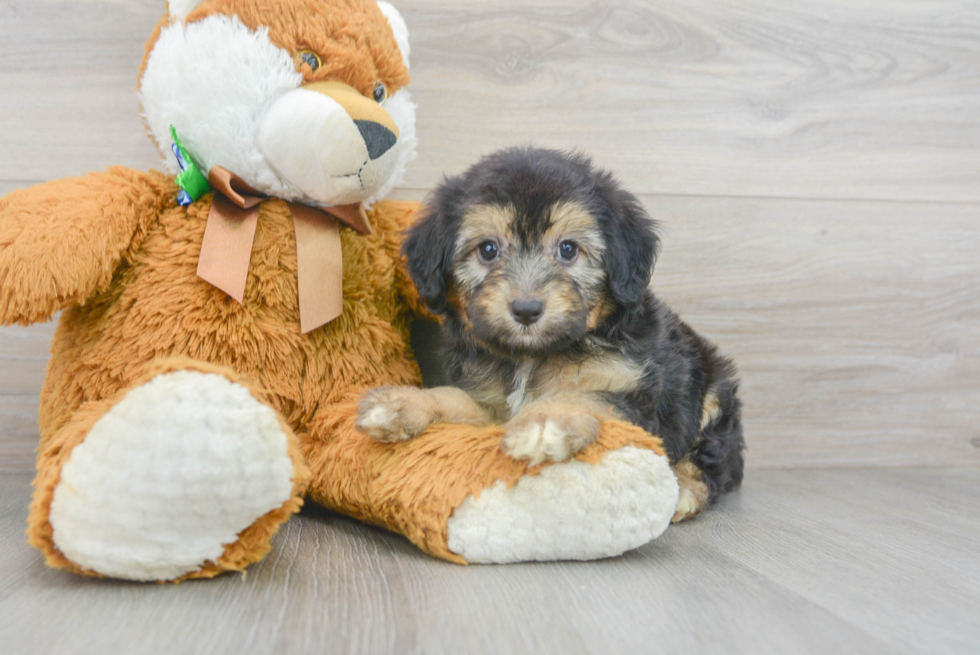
[0,167,172,326]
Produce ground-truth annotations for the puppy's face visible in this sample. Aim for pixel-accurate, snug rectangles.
[405,147,660,356]
[451,201,608,354]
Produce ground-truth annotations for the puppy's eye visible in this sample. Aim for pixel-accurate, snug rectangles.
[477,240,499,262]
[372,82,387,104]
[558,240,578,261]
[297,50,322,72]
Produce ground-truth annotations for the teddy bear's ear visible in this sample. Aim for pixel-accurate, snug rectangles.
[168,0,207,23]
[376,1,410,69]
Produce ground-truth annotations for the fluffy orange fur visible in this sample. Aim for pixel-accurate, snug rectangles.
[6,170,666,571]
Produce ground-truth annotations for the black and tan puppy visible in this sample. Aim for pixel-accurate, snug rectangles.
[357,147,745,521]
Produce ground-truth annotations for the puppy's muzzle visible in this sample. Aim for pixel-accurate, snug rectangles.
[510,298,544,326]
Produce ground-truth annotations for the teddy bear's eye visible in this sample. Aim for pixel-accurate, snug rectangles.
[297,50,322,72]
[372,82,387,104]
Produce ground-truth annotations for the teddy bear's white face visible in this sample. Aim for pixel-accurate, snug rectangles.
[139,1,416,208]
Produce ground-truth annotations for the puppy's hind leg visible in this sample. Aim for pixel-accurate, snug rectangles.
[671,457,710,523]
[674,384,745,523]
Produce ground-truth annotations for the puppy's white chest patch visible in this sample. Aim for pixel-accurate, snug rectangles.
[506,360,536,417]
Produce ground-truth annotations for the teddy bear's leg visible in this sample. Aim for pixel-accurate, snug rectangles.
[27,359,310,582]
[445,442,678,564]
[302,401,679,564]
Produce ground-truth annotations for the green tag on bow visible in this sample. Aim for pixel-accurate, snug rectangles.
[170,125,211,206]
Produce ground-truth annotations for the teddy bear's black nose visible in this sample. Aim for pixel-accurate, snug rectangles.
[510,298,544,326]
[355,120,397,160]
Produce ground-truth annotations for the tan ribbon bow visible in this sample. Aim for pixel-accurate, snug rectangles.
[196,166,372,334]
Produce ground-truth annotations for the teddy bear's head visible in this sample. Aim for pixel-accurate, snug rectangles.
[139,0,415,208]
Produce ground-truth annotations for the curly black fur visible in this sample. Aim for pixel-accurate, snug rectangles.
[404,146,744,505]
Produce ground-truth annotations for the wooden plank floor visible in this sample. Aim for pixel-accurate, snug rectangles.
[1,468,978,655]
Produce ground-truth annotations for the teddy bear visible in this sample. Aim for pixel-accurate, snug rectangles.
[0,0,679,582]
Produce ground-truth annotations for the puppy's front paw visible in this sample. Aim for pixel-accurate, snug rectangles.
[501,410,601,466]
[356,387,435,443]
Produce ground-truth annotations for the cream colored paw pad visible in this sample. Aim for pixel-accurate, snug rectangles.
[356,403,402,440]
[503,419,580,466]
[447,446,679,563]
[49,371,294,581]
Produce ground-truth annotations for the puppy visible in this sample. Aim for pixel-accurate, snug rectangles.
[357,147,745,522]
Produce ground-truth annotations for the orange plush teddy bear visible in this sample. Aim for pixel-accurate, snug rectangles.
[0,0,678,582]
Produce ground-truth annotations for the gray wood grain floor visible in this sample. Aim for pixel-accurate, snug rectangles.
[2,468,978,655]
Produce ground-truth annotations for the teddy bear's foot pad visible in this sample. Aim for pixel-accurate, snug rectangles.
[446,446,679,563]
[48,371,295,581]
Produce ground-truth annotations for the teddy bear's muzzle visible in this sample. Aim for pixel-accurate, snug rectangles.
[257,81,401,206]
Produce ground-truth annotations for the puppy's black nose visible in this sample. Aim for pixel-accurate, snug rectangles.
[354,120,397,160]
[511,299,544,326]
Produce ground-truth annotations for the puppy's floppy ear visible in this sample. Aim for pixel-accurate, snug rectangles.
[595,173,661,306]
[402,175,466,314]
